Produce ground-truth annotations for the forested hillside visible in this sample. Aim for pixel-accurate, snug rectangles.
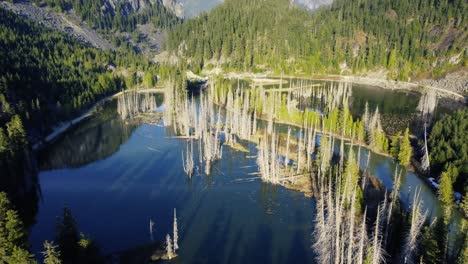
[167,0,467,80]
[29,0,181,32]
[0,7,163,221]
[0,7,151,136]
[429,108,468,195]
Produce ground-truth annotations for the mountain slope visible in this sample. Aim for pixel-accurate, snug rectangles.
[58,0,181,32]
[167,0,467,81]
[0,1,114,50]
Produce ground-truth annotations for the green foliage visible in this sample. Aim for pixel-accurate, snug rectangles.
[343,148,360,200]
[143,72,156,89]
[370,129,389,153]
[168,0,467,78]
[398,128,412,166]
[4,246,37,264]
[0,9,165,211]
[0,8,129,133]
[439,166,456,211]
[55,207,79,263]
[418,218,446,264]
[55,207,103,264]
[6,115,26,149]
[42,241,62,264]
[77,233,102,264]
[429,108,468,193]
[390,131,401,159]
[0,192,34,263]
[70,0,180,32]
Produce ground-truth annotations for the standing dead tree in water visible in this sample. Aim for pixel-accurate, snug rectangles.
[296,128,305,175]
[117,91,158,120]
[149,219,155,241]
[401,188,428,264]
[384,167,402,247]
[368,106,388,152]
[257,131,281,184]
[182,140,194,178]
[306,122,316,172]
[165,234,173,260]
[285,127,291,172]
[420,124,430,172]
[173,208,179,254]
[417,91,437,124]
[371,204,386,264]
[318,133,333,176]
[313,170,380,264]
[198,93,223,175]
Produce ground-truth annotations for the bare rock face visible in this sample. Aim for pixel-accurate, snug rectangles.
[100,0,185,18]
[161,0,184,18]
[101,0,160,16]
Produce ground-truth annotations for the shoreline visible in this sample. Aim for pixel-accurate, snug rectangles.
[32,88,165,151]
[278,74,466,102]
[215,71,466,102]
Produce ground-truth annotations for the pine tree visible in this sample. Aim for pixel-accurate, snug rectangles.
[398,128,412,166]
[439,167,454,211]
[390,131,401,159]
[143,72,155,89]
[77,233,102,263]
[0,192,32,262]
[0,128,7,155]
[4,246,36,264]
[42,241,61,264]
[55,207,79,263]
[419,226,442,264]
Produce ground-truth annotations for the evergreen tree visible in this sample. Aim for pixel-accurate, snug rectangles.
[398,128,412,166]
[55,207,79,263]
[143,72,155,89]
[168,0,466,78]
[0,192,33,262]
[390,131,401,159]
[77,233,102,264]
[4,246,36,264]
[439,167,455,211]
[42,241,61,264]
[419,226,442,264]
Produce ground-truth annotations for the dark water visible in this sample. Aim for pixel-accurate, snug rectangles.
[30,82,459,263]
[32,119,316,263]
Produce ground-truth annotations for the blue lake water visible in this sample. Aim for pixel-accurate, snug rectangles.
[30,82,460,263]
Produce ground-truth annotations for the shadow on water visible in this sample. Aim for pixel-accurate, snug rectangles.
[241,224,273,264]
[1,145,40,228]
[286,210,311,263]
[38,100,140,170]
[30,80,462,263]
[192,207,232,264]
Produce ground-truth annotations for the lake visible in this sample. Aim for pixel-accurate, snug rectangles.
[30,80,459,263]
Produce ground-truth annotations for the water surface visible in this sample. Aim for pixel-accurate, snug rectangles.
[31,81,459,263]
